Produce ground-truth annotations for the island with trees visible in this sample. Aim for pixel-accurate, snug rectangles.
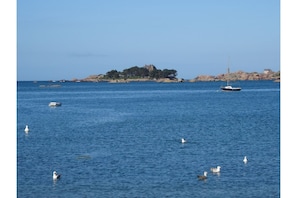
[69,64,280,83]
[72,64,183,83]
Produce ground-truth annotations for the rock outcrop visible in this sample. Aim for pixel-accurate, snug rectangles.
[72,70,280,83]
[190,70,280,82]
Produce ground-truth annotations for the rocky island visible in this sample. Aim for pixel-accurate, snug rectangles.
[69,64,280,83]
[190,68,280,82]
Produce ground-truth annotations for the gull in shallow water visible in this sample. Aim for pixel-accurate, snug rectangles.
[210,166,221,173]
[197,171,208,180]
[181,138,187,144]
[24,125,29,133]
[53,171,61,180]
[243,156,248,164]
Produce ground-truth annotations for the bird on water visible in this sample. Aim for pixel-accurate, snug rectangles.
[53,171,61,180]
[210,166,221,173]
[24,125,29,133]
[181,138,186,144]
[197,171,208,180]
[243,156,248,164]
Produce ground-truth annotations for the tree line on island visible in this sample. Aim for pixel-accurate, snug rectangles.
[70,64,280,83]
[104,64,177,80]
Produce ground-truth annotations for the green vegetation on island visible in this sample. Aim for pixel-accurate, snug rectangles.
[70,65,280,83]
[75,64,182,83]
[105,64,177,80]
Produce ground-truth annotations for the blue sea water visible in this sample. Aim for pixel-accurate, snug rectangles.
[17,81,280,198]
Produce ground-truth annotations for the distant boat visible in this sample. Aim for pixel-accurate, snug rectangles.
[49,101,62,107]
[221,84,241,91]
[220,67,241,91]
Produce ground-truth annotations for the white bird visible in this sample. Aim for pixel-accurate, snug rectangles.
[24,125,29,133]
[53,171,61,180]
[181,138,187,144]
[243,156,248,164]
[197,171,208,180]
[210,166,221,173]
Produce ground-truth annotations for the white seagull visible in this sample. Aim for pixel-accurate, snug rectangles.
[24,125,29,133]
[53,171,61,180]
[243,156,248,164]
[210,166,221,173]
[197,171,208,180]
[181,138,187,144]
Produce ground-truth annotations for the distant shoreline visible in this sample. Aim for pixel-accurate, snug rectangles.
[69,69,280,83]
[19,69,280,83]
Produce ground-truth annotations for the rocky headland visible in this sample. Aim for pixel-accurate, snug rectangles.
[66,64,280,83]
[72,69,280,83]
[189,69,280,82]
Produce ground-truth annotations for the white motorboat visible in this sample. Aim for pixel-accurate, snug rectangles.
[49,102,62,107]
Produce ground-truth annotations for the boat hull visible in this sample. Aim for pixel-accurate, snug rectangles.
[221,87,241,91]
[49,102,62,107]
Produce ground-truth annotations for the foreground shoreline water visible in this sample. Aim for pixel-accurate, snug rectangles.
[17,81,280,197]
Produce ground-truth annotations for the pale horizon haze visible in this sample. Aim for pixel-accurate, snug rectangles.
[17,0,280,81]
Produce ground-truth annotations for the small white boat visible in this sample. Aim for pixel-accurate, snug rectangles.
[221,85,241,91]
[49,102,62,107]
[220,66,241,91]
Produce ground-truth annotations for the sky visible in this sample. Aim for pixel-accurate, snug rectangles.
[17,0,280,81]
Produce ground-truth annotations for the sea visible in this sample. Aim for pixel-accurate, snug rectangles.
[17,80,280,198]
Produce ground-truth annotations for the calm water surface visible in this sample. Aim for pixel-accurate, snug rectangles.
[17,81,280,197]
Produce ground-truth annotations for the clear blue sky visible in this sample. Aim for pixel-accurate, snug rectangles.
[17,0,280,81]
